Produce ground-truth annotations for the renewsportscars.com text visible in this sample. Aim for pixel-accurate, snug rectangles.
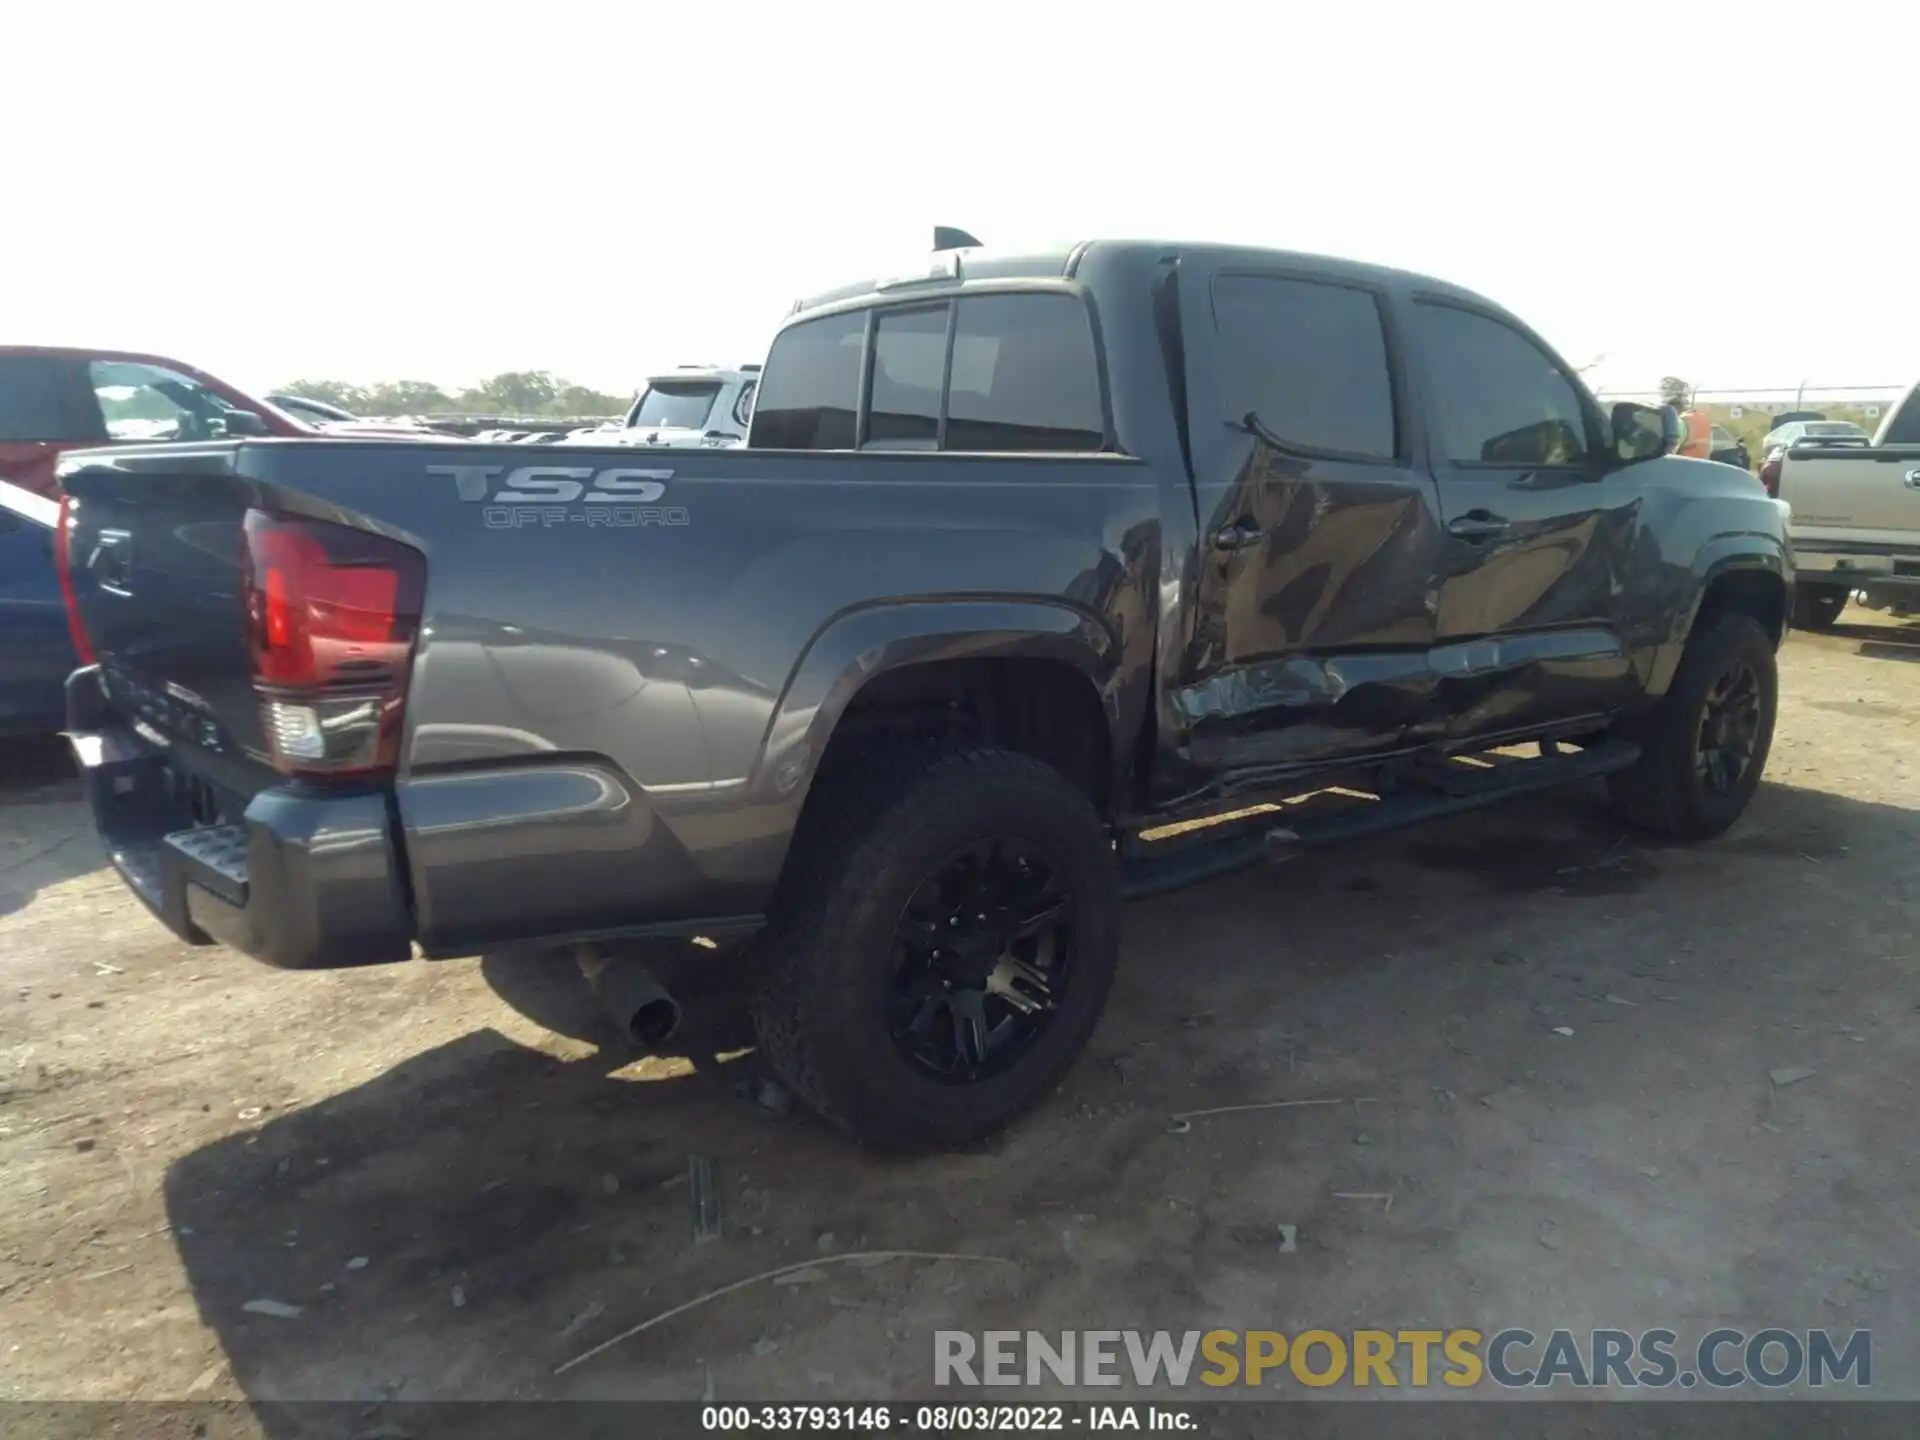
[934,1327,1871,1390]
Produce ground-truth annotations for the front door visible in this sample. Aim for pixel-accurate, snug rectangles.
[1403,299,1637,742]
[1178,263,1446,780]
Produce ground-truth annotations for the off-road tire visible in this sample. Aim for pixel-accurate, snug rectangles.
[750,745,1121,1152]
[1606,613,1776,839]
[1791,584,1848,631]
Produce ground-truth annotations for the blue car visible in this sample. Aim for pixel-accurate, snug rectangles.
[0,479,78,737]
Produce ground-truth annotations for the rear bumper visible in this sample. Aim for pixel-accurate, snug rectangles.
[1791,538,1920,585]
[66,667,413,969]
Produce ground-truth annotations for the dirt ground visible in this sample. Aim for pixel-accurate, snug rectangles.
[2,617,1916,1417]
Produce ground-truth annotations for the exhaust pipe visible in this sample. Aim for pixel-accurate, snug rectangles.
[576,946,682,1049]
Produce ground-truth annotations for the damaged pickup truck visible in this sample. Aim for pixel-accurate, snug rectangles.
[58,236,1791,1150]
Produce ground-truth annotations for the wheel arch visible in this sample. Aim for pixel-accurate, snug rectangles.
[753,599,1137,827]
[1646,547,1790,698]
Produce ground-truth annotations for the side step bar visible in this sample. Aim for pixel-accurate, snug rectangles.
[1120,740,1640,901]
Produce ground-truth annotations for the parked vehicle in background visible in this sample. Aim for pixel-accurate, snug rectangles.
[1770,381,1920,628]
[0,348,444,498]
[56,236,1790,1153]
[1761,418,1870,455]
[584,364,759,448]
[267,394,359,426]
[0,478,77,737]
[0,347,310,498]
[1766,410,1827,433]
[1709,425,1751,470]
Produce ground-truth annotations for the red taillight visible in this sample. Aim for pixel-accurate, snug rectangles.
[241,510,425,777]
[54,492,96,665]
[1759,455,1782,497]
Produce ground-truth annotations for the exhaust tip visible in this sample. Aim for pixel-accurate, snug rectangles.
[626,995,682,1048]
[578,947,683,1051]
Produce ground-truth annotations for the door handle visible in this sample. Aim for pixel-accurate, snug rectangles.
[1446,511,1510,541]
[1211,518,1262,552]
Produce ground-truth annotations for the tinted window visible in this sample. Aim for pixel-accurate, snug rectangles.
[1212,275,1396,459]
[1884,387,1920,445]
[750,311,865,449]
[87,360,242,442]
[867,306,946,448]
[630,381,719,430]
[945,294,1103,452]
[1413,304,1590,466]
[0,355,98,443]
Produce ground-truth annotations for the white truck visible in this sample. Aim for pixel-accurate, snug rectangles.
[1770,380,1920,627]
[564,364,760,449]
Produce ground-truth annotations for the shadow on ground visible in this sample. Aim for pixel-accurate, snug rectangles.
[0,735,100,918]
[1821,612,1920,664]
[159,777,1920,1427]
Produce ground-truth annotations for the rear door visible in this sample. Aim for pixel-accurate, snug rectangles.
[0,353,107,497]
[1179,263,1445,774]
[1405,299,1638,741]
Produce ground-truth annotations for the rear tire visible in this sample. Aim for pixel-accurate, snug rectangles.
[1792,584,1848,631]
[751,745,1121,1152]
[1607,614,1776,839]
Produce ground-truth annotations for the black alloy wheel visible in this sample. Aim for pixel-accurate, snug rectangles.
[886,839,1073,1083]
[1694,659,1762,795]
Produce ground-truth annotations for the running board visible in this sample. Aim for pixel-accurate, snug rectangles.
[1120,740,1640,901]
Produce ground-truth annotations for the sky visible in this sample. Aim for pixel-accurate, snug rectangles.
[5,0,1914,404]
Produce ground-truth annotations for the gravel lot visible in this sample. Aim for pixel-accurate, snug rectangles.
[3,618,1916,1420]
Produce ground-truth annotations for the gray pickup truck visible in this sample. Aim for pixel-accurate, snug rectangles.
[57,236,1792,1150]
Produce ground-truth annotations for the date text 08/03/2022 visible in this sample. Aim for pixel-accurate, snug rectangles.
[701,1404,1194,1431]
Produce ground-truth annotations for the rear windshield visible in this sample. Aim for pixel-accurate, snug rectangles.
[0,354,101,443]
[628,381,719,430]
[1805,422,1865,437]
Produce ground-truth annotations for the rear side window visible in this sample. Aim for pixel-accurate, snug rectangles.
[1212,275,1397,459]
[749,311,864,449]
[868,306,946,448]
[0,355,99,443]
[943,293,1104,452]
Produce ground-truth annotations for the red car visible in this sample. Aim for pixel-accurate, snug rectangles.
[0,346,418,499]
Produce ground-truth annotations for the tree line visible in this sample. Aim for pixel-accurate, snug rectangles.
[277,371,628,418]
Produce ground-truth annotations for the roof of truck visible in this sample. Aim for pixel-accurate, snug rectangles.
[792,238,1487,317]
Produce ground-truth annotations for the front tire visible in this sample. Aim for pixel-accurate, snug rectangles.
[1792,584,1848,631]
[1607,614,1777,839]
[751,745,1121,1152]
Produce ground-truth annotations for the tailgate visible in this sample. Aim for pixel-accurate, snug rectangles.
[58,445,280,793]
[1780,447,1920,543]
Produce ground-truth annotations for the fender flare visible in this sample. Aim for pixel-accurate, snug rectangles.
[1646,539,1791,696]
[750,598,1124,810]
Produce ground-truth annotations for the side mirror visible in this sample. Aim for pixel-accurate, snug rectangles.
[1611,402,1679,464]
[215,410,271,438]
